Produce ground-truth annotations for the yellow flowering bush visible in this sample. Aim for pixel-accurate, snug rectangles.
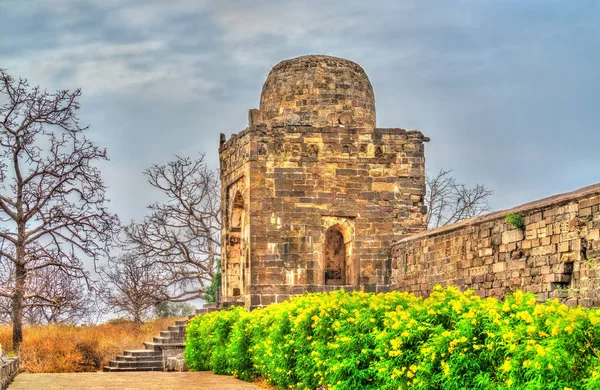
[184,286,600,389]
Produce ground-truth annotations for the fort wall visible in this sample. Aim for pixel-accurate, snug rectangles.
[391,183,600,307]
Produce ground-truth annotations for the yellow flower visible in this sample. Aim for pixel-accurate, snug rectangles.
[564,325,573,334]
[442,361,450,376]
[536,345,546,357]
[502,358,511,372]
[451,301,463,313]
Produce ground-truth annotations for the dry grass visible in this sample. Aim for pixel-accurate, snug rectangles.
[0,318,185,373]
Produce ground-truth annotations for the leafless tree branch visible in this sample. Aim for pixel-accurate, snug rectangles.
[0,68,118,349]
[123,155,220,303]
[426,169,493,229]
[99,253,168,324]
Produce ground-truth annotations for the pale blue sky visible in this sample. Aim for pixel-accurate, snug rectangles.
[1,0,599,222]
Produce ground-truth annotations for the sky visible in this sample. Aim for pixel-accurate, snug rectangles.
[1,0,599,223]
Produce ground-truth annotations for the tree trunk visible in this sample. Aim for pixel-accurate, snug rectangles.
[12,262,25,352]
[133,310,142,325]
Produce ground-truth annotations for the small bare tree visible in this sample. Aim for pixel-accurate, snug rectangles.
[0,69,118,350]
[0,264,97,325]
[124,155,221,302]
[426,169,493,229]
[23,267,98,325]
[100,253,167,324]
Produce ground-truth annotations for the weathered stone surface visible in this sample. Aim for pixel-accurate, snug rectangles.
[391,183,600,304]
[8,372,262,390]
[1,354,19,390]
[259,55,376,129]
[220,56,428,308]
[220,124,428,308]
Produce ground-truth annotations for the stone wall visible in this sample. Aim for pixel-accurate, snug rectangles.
[220,124,428,307]
[391,184,600,307]
[219,129,251,301]
[1,356,19,390]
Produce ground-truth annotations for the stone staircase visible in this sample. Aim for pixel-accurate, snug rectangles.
[103,303,224,372]
[104,350,164,372]
[103,318,188,372]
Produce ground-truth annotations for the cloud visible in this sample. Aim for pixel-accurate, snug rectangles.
[1,0,599,222]
[2,39,222,100]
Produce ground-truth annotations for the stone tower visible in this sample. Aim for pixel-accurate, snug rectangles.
[219,55,429,308]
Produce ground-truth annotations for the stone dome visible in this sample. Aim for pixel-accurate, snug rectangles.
[259,55,376,128]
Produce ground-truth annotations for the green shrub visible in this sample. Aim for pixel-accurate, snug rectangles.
[505,213,526,230]
[184,287,600,389]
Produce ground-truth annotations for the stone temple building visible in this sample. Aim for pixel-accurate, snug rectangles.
[219,55,430,308]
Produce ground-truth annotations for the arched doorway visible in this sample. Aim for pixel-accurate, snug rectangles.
[324,225,347,285]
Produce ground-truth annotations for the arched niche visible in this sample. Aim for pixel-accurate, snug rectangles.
[227,191,245,297]
[324,225,346,285]
[321,217,356,286]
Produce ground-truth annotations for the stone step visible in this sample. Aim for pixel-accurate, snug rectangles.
[123,349,162,357]
[175,320,188,327]
[144,342,185,352]
[116,355,160,362]
[153,336,185,344]
[161,330,184,338]
[195,307,218,315]
[168,325,186,333]
[103,366,164,372]
[109,360,163,368]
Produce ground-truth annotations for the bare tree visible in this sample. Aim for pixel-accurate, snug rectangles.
[124,155,220,302]
[24,267,98,325]
[0,69,118,350]
[0,263,97,325]
[100,253,167,324]
[426,169,493,229]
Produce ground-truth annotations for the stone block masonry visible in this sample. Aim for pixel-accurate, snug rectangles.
[1,355,19,390]
[219,55,429,309]
[391,183,600,307]
[220,125,428,308]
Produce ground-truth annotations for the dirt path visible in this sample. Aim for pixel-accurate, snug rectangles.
[8,372,265,390]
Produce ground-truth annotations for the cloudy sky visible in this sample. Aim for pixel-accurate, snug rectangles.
[1,0,599,223]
